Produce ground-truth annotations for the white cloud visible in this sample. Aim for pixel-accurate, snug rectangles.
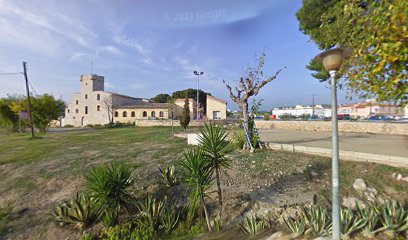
[97,46,121,56]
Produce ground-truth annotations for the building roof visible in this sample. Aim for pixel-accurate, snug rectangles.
[117,103,170,109]
[207,95,227,104]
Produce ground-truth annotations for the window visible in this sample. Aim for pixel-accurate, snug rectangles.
[75,109,79,114]
[76,100,78,105]
[123,111,127,117]
[97,105,100,111]
[97,94,100,101]
[67,109,70,114]
[159,111,164,117]
[85,106,88,114]
[143,111,147,117]
[151,111,155,117]
[131,111,135,117]
[85,94,88,99]
[114,111,119,117]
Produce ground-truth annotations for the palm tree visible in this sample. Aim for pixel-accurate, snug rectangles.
[179,147,213,231]
[198,122,232,218]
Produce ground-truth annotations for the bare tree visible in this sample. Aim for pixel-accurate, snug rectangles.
[101,95,117,124]
[223,52,285,149]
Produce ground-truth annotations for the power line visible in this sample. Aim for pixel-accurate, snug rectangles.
[0,72,22,76]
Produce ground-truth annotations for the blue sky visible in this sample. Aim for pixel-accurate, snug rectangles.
[0,0,355,110]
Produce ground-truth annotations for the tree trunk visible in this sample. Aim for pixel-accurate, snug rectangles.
[201,194,212,231]
[215,167,223,218]
[241,101,253,150]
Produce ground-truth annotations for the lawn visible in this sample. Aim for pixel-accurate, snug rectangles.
[0,126,407,239]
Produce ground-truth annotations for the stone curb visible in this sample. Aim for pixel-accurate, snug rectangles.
[264,142,408,168]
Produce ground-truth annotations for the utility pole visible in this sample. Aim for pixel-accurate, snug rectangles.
[23,62,35,138]
[312,93,315,117]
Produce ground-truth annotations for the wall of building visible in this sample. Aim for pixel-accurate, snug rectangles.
[206,97,227,120]
[254,120,408,135]
[134,119,227,127]
[114,108,170,122]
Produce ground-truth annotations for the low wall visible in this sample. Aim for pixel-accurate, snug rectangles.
[134,119,228,127]
[255,120,408,135]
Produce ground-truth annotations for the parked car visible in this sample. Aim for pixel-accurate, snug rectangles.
[337,114,351,120]
[367,115,394,121]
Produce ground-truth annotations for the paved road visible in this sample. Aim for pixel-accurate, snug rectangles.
[259,129,408,158]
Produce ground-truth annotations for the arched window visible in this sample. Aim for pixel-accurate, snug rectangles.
[151,111,155,117]
[143,111,147,117]
[123,111,127,117]
[131,111,135,117]
[159,111,164,117]
[114,111,119,117]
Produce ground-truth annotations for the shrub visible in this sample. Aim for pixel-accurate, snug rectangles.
[229,125,246,149]
[178,94,190,131]
[63,124,74,128]
[158,164,178,187]
[85,161,133,213]
[51,192,97,229]
[136,195,166,230]
[99,223,156,240]
[239,215,269,235]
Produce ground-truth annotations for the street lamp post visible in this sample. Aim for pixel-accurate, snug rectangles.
[315,47,352,240]
[193,71,204,122]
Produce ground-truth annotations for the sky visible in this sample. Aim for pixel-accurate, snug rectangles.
[0,0,356,110]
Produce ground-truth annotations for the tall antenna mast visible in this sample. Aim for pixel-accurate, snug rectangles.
[90,61,93,75]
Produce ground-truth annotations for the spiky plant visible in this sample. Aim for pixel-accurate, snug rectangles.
[212,217,223,232]
[179,147,213,231]
[160,207,179,234]
[340,207,366,238]
[355,202,382,237]
[284,217,306,236]
[302,206,332,237]
[159,164,178,187]
[378,201,408,236]
[51,192,97,229]
[239,215,269,235]
[85,161,133,211]
[101,206,120,227]
[136,195,166,230]
[198,122,232,218]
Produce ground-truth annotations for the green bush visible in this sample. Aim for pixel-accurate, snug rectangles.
[85,161,133,213]
[229,125,246,149]
[99,223,156,240]
[51,192,97,229]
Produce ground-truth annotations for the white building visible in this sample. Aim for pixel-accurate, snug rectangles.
[272,105,331,119]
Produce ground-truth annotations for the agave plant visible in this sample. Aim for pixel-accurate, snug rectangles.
[85,161,133,211]
[137,195,166,230]
[239,215,269,235]
[284,217,306,236]
[355,202,382,237]
[160,207,179,234]
[51,192,97,229]
[340,207,366,238]
[159,164,178,187]
[378,201,408,236]
[198,122,232,218]
[302,206,332,237]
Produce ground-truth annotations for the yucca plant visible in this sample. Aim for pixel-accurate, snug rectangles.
[159,164,178,187]
[160,207,179,234]
[179,147,213,231]
[136,194,166,230]
[51,192,97,229]
[239,215,269,235]
[198,122,232,218]
[85,161,133,211]
[101,206,120,227]
[340,207,366,238]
